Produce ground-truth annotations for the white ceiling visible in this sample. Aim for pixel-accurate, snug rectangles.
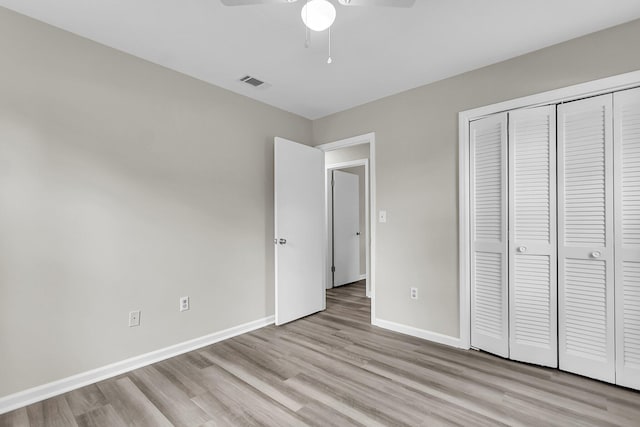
[2,0,640,119]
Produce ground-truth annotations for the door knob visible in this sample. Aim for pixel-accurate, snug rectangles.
[356,232,360,236]
[517,246,527,253]
[279,238,287,245]
[591,251,601,258]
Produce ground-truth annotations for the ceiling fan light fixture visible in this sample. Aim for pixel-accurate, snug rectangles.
[301,0,336,32]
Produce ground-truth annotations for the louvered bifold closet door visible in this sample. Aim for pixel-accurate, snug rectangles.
[470,113,509,358]
[614,87,640,390]
[558,94,615,383]
[508,106,557,367]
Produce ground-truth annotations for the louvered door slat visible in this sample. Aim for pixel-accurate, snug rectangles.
[615,87,640,391]
[470,113,509,358]
[508,105,557,367]
[558,94,615,383]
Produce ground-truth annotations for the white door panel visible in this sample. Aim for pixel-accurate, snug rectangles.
[333,170,360,287]
[470,113,509,358]
[274,137,325,325]
[614,87,640,390]
[558,94,615,383]
[508,105,558,367]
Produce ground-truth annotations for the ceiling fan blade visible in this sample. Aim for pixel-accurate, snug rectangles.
[337,0,415,7]
[221,0,298,6]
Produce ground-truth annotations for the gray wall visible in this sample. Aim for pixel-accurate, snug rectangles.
[312,18,640,338]
[0,7,311,398]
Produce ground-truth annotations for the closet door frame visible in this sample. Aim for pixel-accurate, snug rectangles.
[459,70,640,350]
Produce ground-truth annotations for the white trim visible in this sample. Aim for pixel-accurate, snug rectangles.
[0,315,274,415]
[317,133,376,320]
[373,318,465,349]
[462,70,640,121]
[459,69,640,351]
[326,159,370,297]
[458,113,471,350]
[316,132,375,152]
[326,159,368,170]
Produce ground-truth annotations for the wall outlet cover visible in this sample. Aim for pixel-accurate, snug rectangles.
[128,310,141,327]
[180,296,190,312]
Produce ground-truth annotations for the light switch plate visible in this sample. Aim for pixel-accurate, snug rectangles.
[379,210,387,223]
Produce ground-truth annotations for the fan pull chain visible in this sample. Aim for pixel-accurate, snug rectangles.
[327,26,332,64]
[304,0,310,48]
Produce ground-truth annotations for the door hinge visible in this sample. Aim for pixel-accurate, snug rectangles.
[331,178,335,187]
[331,266,335,273]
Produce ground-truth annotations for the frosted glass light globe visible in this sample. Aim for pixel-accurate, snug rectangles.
[301,0,336,32]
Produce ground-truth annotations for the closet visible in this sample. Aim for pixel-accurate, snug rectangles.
[469,86,640,390]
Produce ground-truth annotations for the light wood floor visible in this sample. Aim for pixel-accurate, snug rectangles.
[2,280,640,426]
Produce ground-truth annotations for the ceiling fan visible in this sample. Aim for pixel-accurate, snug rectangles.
[221,0,416,63]
[221,0,416,31]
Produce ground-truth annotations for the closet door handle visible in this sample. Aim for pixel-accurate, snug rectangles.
[517,246,527,253]
[591,251,601,258]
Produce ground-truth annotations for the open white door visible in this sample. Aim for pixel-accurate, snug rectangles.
[274,137,325,325]
[332,170,361,287]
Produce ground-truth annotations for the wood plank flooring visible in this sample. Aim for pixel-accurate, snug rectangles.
[2,280,640,426]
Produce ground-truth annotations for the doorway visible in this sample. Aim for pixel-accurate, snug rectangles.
[316,133,376,321]
[273,133,375,326]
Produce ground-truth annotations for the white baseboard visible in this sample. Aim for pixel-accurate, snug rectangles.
[0,315,275,415]
[359,274,366,281]
[373,318,468,349]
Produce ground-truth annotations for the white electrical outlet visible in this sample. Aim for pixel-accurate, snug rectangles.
[180,296,190,312]
[410,287,418,300]
[128,310,141,327]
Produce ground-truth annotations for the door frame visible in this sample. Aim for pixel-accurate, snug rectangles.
[316,133,376,323]
[326,159,370,293]
[459,70,640,350]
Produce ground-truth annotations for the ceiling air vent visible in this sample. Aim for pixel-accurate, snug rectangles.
[240,75,265,87]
